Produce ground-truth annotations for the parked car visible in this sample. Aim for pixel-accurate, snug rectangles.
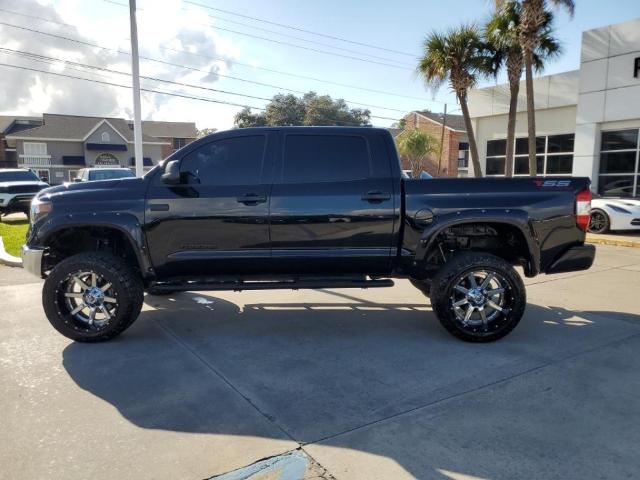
[22,127,595,343]
[588,196,640,234]
[0,168,49,219]
[73,168,135,182]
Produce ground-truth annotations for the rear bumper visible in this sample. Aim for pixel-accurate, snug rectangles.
[546,244,595,274]
[21,245,45,277]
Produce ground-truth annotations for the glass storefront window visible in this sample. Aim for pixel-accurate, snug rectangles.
[598,129,640,198]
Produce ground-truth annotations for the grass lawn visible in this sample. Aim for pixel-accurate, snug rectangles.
[0,217,29,257]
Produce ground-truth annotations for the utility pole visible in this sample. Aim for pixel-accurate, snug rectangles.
[437,103,447,177]
[129,0,144,177]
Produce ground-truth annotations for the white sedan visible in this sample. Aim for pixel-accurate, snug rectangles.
[588,197,640,234]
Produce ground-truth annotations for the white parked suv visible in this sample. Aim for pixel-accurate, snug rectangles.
[0,169,49,219]
[73,168,135,182]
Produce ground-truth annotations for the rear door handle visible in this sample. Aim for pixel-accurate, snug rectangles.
[361,191,391,202]
[149,203,170,211]
[237,194,267,205]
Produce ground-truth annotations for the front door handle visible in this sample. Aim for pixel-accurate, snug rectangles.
[237,194,267,205]
[361,191,391,202]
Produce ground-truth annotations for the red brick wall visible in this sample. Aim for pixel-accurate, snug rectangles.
[399,113,461,177]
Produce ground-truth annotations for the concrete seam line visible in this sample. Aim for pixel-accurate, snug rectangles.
[303,332,640,446]
[154,320,298,443]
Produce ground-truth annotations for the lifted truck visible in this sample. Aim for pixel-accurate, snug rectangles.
[22,127,595,343]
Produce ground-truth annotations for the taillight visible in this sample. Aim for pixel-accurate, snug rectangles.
[576,188,592,231]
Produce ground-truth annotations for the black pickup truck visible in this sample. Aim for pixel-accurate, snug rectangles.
[22,127,595,343]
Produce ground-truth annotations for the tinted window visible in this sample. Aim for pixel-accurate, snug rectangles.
[547,134,574,153]
[180,136,265,185]
[283,135,369,183]
[0,170,40,182]
[598,175,635,197]
[514,156,544,175]
[486,139,506,157]
[546,155,573,174]
[599,151,637,174]
[601,130,638,151]
[486,157,505,175]
[515,137,545,155]
[88,169,135,181]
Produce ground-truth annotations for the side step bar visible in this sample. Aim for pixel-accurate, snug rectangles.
[149,277,395,292]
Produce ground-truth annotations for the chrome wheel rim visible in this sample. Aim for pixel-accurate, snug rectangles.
[450,270,511,333]
[61,271,118,330]
[589,212,606,232]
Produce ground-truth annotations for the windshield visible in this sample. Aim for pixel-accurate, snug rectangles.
[88,169,135,181]
[0,170,40,182]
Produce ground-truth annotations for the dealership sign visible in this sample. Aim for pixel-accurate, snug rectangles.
[95,153,119,166]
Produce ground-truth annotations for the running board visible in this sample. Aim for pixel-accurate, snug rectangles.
[150,277,394,292]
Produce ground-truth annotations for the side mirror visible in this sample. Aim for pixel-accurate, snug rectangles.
[161,160,181,184]
[73,178,82,183]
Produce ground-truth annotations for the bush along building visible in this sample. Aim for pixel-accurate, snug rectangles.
[398,111,470,177]
[3,113,197,184]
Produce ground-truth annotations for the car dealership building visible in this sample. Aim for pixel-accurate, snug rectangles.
[469,17,640,198]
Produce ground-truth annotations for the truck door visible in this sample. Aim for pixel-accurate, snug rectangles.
[144,132,274,277]
[269,131,396,275]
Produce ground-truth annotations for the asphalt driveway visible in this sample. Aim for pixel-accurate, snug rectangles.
[1,244,639,479]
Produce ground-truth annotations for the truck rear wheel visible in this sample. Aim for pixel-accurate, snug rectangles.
[430,252,526,342]
[42,252,144,342]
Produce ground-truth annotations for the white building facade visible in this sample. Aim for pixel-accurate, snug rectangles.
[469,17,640,198]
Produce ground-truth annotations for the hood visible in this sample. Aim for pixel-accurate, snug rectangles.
[40,177,144,196]
[0,181,49,189]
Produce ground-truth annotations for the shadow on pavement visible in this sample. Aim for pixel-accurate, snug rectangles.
[62,291,640,479]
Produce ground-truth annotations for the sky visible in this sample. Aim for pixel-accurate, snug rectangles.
[0,0,639,131]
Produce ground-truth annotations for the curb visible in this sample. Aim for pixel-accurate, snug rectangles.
[586,234,640,249]
[0,237,23,267]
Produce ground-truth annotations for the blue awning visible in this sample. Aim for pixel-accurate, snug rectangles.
[62,156,85,165]
[129,157,153,166]
[86,143,127,151]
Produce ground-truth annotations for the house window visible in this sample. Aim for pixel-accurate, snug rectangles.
[101,132,111,142]
[486,134,574,176]
[23,142,47,156]
[458,142,469,169]
[173,138,186,150]
[36,169,50,183]
[598,129,640,198]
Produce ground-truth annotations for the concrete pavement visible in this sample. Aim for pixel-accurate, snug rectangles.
[1,244,639,480]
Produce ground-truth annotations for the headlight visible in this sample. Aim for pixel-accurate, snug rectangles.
[30,197,53,224]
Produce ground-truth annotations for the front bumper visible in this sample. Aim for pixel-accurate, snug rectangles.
[21,245,45,278]
[0,194,35,213]
[546,244,596,274]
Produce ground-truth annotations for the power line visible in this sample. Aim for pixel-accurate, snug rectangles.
[0,61,403,122]
[102,0,413,67]
[0,47,410,113]
[99,1,413,70]
[183,0,418,58]
[0,7,434,102]
[0,21,420,114]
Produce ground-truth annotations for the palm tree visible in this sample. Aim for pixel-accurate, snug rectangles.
[519,0,574,175]
[396,128,440,178]
[486,1,561,176]
[418,25,491,177]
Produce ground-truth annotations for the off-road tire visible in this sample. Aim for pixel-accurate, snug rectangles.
[588,208,610,234]
[42,252,144,342]
[409,278,431,298]
[430,251,526,343]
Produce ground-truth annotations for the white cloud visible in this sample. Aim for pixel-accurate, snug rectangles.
[0,0,244,130]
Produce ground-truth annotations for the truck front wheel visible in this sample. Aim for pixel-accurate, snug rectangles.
[42,252,144,342]
[430,252,526,342]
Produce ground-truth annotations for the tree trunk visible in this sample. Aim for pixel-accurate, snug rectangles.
[524,49,537,176]
[458,93,482,178]
[437,103,447,177]
[505,80,519,177]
